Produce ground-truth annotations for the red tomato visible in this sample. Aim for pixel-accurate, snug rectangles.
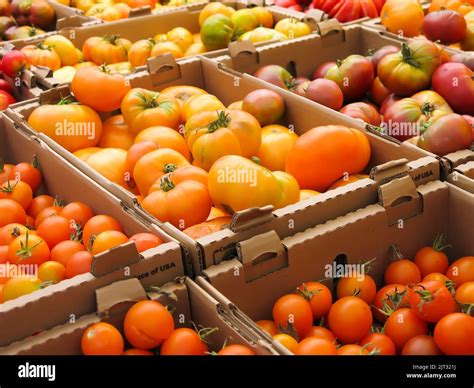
[272,294,313,339]
[217,344,256,355]
[293,337,337,355]
[312,61,336,79]
[340,102,381,125]
[59,202,94,228]
[9,160,42,193]
[128,233,163,253]
[1,50,28,78]
[414,235,450,277]
[37,216,76,249]
[434,313,474,355]
[328,296,372,343]
[296,281,332,320]
[160,328,208,355]
[66,251,93,279]
[302,326,336,342]
[360,333,396,355]
[446,256,474,288]
[0,199,26,227]
[384,259,421,285]
[385,308,429,352]
[372,284,408,322]
[423,10,467,44]
[304,78,344,111]
[401,335,442,355]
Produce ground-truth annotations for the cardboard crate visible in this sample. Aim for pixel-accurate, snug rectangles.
[0,113,185,347]
[6,56,441,278]
[448,158,474,195]
[213,23,474,176]
[0,277,279,355]
[197,178,474,354]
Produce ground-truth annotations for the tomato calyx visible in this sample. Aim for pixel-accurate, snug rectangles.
[459,303,473,315]
[103,34,123,46]
[420,102,436,118]
[336,59,343,67]
[296,282,321,301]
[389,244,405,261]
[400,43,421,69]
[0,179,19,194]
[15,231,43,261]
[56,96,79,106]
[431,233,451,252]
[191,323,219,345]
[277,322,299,342]
[159,175,176,192]
[10,226,22,239]
[207,111,230,133]
[250,156,261,165]
[70,222,83,242]
[136,91,162,109]
[53,196,65,208]
[374,287,408,318]
[163,163,178,174]
[35,42,53,51]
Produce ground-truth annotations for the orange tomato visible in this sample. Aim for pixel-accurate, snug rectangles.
[83,35,131,65]
[10,161,42,193]
[217,344,256,355]
[150,41,183,60]
[160,85,207,107]
[293,337,337,355]
[81,322,124,355]
[181,94,225,123]
[255,320,278,336]
[0,164,14,185]
[34,206,62,229]
[8,232,50,266]
[83,148,128,189]
[123,141,158,190]
[360,332,396,355]
[384,259,421,285]
[337,344,370,355]
[38,261,67,283]
[98,115,135,150]
[0,180,33,210]
[0,199,27,228]
[303,326,336,342]
[134,126,191,160]
[414,235,450,277]
[299,189,319,201]
[83,215,124,248]
[66,251,93,278]
[446,257,474,287]
[73,147,101,161]
[51,240,86,267]
[0,223,30,245]
[401,334,443,355]
[206,207,228,221]
[24,45,61,70]
[272,294,313,339]
[2,276,42,302]
[273,333,298,352]
[91,230,128,255]
[384,308,429,352]
[128,233,162,253]
[27,195,54,219]
[256,125,298,172]
[127,39,155,67]
[372,283,408,322]
[455,281,474,305]
[336,274,377,304]
[182,216,231,239]
[123,348,153,355]
[296,282,332,320]
[37,216,76,249]
[59,202,94,228]
[328,174,369,190]
[381,0,425,38]
[149,165,208,194]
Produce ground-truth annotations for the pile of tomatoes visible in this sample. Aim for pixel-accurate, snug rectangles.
[256,237,474,355]
[0,157,163,303]
[254,38,474,157]
[81,299,256,355]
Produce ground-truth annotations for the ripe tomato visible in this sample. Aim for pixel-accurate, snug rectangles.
[337,344,370,355]
[181,94,225,123]
[1,50,28,78]
[134,126,191,160]
[2,276,42,302]
[414,236,450,277]
[123,348,153,355]
[423,9,467,44]
[272,294,313,339]
[0,199,27,227]
[434,313,474,355]
[446,256,474,287]
[217,344,256,355]
[124,141,158,190]
[27,195,54,219]
[302,326,336,342]
[83,35,131,65]
[256,320,278,336]
[360,333,396,355]
[401,335,442,355]
[23,45,61,71]
[256,125,298,172]
[83,215,124,249]
[81,322,124,355]
[336,274,377,304]
[59,202,94,228]
[34,206,62,229]
[372,284,408,322]
[384,308,429,352]
[0,223,30,245]
[0,245,8,265]
[293,337,337,355]
[127,39,154,67]
[241,89,285,126]
[8,232,50,266]
[91,230,128,255]
[304,78,344,111]
[10,161,42,193]
[380,0,424,38]
[0,164,14,185]
[83,148,128,189]
[423,272,451,285]
[128,233,162,253]
[328,296,372,343]
[273,333,298,352]
[99,115,135,150]
[37,261,66,283]
[370,46,400,72]
[160,85,207,107]
[0,180,33,210]
[384,259,421,285]
[37,216,76,249]
[370,77,391,106]
[124,300,174,349]
[340,102,381,126]
[51,240,86,267]
[66,251,93,278]
[296,282,332,320]
[455,281,474,306]
[160,328,208,355]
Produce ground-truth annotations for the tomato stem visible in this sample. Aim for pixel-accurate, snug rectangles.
[207,111,230,133]
[32,154,40,169]
[432,233,451,252]
[160,175,176,192]
[401,43,421,69]
[16,231,43,261]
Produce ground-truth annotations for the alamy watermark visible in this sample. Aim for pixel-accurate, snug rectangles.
[55,120,96,140]
[216,166,257,187]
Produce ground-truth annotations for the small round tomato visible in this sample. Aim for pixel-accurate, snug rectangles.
[82,215,124,249]
[255,320,278,336]
[305,78,344,111]
[34,206,62,229]
[37,261,67,283]
[372,284,408,322]
[423,10,467,45]
[328,296,372,344]
[59,202,94,228]
[455,281,474,306]
[414,236,450,278]
[340,102,381,126]
[370,77,391,106]
[50,240,86,268]
[0,223,30,245]
[128,233,163,253]
[217,344,256,355]
[423,272,451,285]
[124,300,174,349]
[27,195,54,219]
[434,313,474,355]
[384,259,421,285]
[0,245,8,265]
[66,251,93,279]
[293,337,337,355]
[336,274,377,304]
[2,276,42,302]
[296,282,332,320]
[302,326,336,342]
[37,216,76,249]
[384,308,429,352]
[0,199,27,227]
[272,294,313,339]
[81,322,124,355]
[446,256,474,288]
[360,333,396,355]
[8,232,50,266]
[0,180,33,210]
[91,230,128,255]
[401,335,442,355]
[10,161,42,193]
[160,328,209,355]
[273,333,298,352]
[312,61,336,79]
[123,348,153,355]
[337,344,369,355]
[241,89,285,126]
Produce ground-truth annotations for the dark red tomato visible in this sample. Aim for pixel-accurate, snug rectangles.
[360,333,396,355]
[254,65,295,90]
[401,335,442,355]
[340,102,381,125]
[370,77,390,106]
[423,10,467,45]
[305,78,344,110]
[418,113,472,156]
[0,79,13,94]
[432,63,474,115]
[1,50,28,78]
[370,45,400,73]
[325,55,375,101]
[0,90,16,110]
[294,80,310,97]
[312,61,336,79]
[380,93,402,115]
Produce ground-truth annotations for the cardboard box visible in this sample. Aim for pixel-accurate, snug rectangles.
[0,277,278,355]
[0,113,185,347]
[448,158,474,195]
[197,179,474,354]
[6,56,441,278]
[213,23,474,176]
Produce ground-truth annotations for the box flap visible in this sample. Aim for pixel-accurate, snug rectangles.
[370,158,410,184]
[91,240,141,277]
[129,5,152,17]
[30,65,53,79]
[56,15,85,29]
[317,19,343,37]
[96,278,147,316]
[445,149,474,169]
[378,175,418,207]
[229,40,258,68]
[39,85,73,105]
[229,205,274,232]
[146,54,181,85]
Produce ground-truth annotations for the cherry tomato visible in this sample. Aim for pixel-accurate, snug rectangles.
[91,230,128,255]
[273,333,298,352]
[160,328,208,355]
[37,216,76,249]
[446,257,474,288]
[51,240,86,267]
[128,232,163,253]
[81,322,124,355]
[66,251,93,278]
[384,259,421,285]
[59,202,94,228]
[8,232,50,266]
[34,206,63,229]
[336,274,376,304]
[217,344,256,355]
[0,223,30,245]
[2,276,42,302]
[123,348,153,355]
[296,281,332,320]
[0,180,33,210]
[272,294,313,339]
[401,335,442,355]
[302,326,336,342]
[293,337,337,355]
[434,313,474,355]
[337,344,369,355]
[455,281,474,306]
[38,261,67,283]
[256,320,278,336]
[83,215,124,249]
[385,308,429,352]
[0,199,27,228]
[10,161,42,193]
[372,284,408,322]
[414,235,449,278]
[360,333,396,355]
[27,195,54,219]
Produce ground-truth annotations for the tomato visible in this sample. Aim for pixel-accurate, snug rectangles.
[423,10,467,44]
[273,294,313,339]
[384,259,421,285]
[51,240,86,267]
[455,281,474,306]
[0,223,30,246]
[34,206,62,229]
[72,66,131,113]
[254,65,295,90]
[274,17,311,39]
[73,147,101,162]
[434,313,474,355]
[423,272,451,285]
[123,349,153,355]
[91,230,128,255]
[66,250,93,278]
[83,35,131,65]
[414,235,450,277]
[380,93,402,115]
[207,207,228,221]
[432,63,474,116]
[160,86,207,108]
[23,45,60,71]
[256,320,278,336]
[461,10,474,51]
[285,125,371,192]
[337,344,370,355]
[37,261,66,283]
[1,50,28,78]
[149,165,208,194]
[128,233,162,253]
[299,189,319,201]
[28,101,103,152]
[370,45,400,73]
[325,55,374,101]
[135,126,191,160]
[0,199,26,228]
[302,326,336,342]
[328,296,372,343]
[81,322,124,355]
[84,148,128,189]
[121,88,181,134]
[340,102,381,126]
[10,160,42,193]
[373,283,409,322]
[59,202,94,228]
[123,141,158,190]
[312,61,336,80]
[293,337,337,355]
[370,77,391,106]
[446,256,474,287]
[383,91,453,141]
[217,344,256,355]
[272,333,298,352]
[182,216,231,239]
[127,39,154,67]
[378,40,442,96]
[200,14,234,50]
[0,164,14,185]
[8,232,50,266]
[401,335,442,355]
[418,114,472,156]
[198,2,235,27]
[380,0,424,38]
[429,0,474,13]
[82,215,123,249]
[124,300,175,349]
[2,276,42,302]
[86,4,122,21]
[360,333,396,355]
[181,94,225,123]
[44,35,80,67]
[160,328,208,355]
[336,274,376,304]
[385,308,428,352]
[241,89,285,126]
[229,9,259,40]
[37,216,76,249]
[305,78,344,111]
[150,41,183,60]
[296,282,332,320]
[0,180,33,210]
[250,6,273,28]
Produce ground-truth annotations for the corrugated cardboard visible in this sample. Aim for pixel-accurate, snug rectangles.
[448,160,474,195]
[0,113,185,347]
[6,56,441,278]
[198,179,474,354]
[0,277,277,355]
